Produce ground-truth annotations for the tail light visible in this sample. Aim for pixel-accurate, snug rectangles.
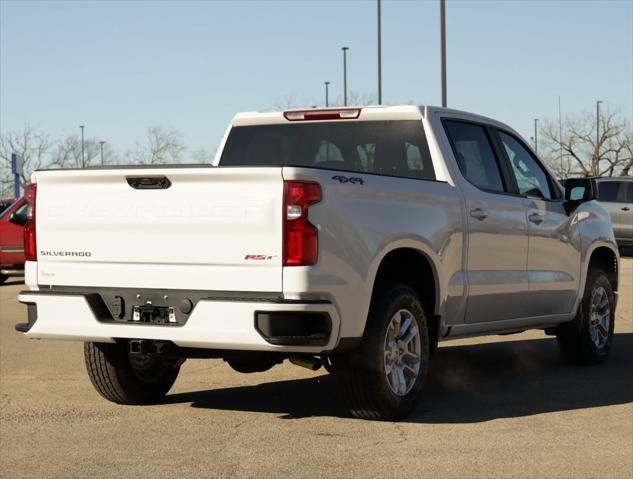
[283,181,321,266]
[24,183,37,261]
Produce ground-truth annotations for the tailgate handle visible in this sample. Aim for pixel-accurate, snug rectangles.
[126,176,171,190]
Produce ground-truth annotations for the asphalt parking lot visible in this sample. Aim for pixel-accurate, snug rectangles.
[1,259,631,479]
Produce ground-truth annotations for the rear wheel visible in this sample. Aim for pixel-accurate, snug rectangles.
[0,274,8,284]
[556,269,615,364]
[84,342,181,404]
[340,283,430,420]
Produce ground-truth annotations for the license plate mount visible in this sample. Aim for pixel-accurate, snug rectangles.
[131,304,177,324]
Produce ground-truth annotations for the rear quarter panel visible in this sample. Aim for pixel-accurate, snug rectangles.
[282,166,465,339]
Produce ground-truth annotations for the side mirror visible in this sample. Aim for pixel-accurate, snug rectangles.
[8,211,27,226]
[565,178,597,202]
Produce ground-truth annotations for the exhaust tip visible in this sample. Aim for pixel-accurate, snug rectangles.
[289,354,322,371]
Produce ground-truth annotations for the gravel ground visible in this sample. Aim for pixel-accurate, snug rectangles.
[1,259,631,478]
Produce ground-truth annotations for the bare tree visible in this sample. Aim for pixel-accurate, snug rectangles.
[343,91,377,107]
[49,135,116,168]
[272,93,301,110]
[272,91,378,111]
[540,107,632,178]
[0,169,14,199]
[0,125,51,196]
[191,147,214,164]
[127,126,185,165]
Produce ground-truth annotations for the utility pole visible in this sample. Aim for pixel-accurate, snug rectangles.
[558,96,563,175]
[440,0,447,107]
[596,100,603,174]
[534,118,538,154]
[324,81,330,107]
[99,141,106,166]
[342,47,349,106]
[80,125,85,168]
[377,0,382,104]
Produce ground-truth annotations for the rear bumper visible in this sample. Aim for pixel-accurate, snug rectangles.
[17,290,342,354]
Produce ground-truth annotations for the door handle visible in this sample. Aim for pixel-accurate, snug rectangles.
[622,206,631,211]
[470,208,489,221]
[528,212,544,224]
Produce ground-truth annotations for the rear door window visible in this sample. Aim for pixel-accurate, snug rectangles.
[598,182,623,202]
[443,120,505,193]
[220,121,436,181]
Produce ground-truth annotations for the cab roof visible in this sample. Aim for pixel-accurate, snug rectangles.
[230,105,510,131]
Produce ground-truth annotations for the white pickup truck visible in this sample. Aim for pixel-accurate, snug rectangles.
[17,106,619,420]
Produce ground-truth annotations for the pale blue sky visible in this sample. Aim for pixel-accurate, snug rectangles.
[1,0,632,159]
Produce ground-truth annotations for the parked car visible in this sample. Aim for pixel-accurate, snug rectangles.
[595,176,633,248]
[15,106,619,420]
[0,198,15,215]
[0,197,27,283]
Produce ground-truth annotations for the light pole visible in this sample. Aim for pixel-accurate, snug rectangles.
[596,100,603,170]
[558,96,563,175]
[79,125,85,168]
[342,47,349,106]
[377,0,382,104]
[533,118,539,154]
[99,141,106,166]
[325,81,330,107]
[440,0,447,107]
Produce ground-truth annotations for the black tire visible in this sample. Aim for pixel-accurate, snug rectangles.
[0,274,7,284]
[84,342,181,405]
[556,269,615,365]
[340,283,431,421]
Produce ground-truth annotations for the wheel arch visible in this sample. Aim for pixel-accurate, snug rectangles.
[573,242,619,317]
[364,244,443,352]
[586,245,619,292]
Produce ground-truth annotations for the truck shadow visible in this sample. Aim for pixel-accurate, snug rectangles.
[163,332,633,423]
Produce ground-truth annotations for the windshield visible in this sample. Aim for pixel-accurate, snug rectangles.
[0,199,20,220]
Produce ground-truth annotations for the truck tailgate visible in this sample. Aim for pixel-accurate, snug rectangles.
[33,167,283,292]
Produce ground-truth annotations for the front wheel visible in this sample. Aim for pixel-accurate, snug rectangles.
[340,283,431,420]
[556,269,615,364]
[84,342,181,404]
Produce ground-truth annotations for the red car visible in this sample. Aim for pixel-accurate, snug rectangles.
[0,197,27,283]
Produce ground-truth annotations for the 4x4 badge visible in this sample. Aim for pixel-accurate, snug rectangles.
[332,175,364,185]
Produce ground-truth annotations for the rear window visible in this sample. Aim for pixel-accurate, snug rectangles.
[219,121,435,181]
